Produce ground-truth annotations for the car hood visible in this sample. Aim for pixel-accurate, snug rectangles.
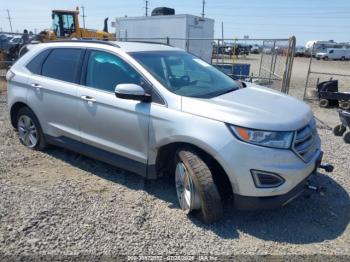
[181,84,313,131]
[316,52,327,56]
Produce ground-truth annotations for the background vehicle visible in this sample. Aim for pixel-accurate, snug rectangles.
[305,40,345,57]
[295,47,305,57]
[333,110,350,143]
[0,8,114,62]
[316,48,350,60]
[250,45,260,54]
[45,8,113,41]
[7,40,332,223]
[115,12,214,62]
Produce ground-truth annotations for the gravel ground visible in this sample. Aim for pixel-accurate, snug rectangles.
[0,87,350,258]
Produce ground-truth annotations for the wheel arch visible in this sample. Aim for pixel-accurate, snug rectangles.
[154,141,234,197]
[10,101,30,128]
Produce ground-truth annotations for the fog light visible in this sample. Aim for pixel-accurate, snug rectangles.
[251,170,285,188]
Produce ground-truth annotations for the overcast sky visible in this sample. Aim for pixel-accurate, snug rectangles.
[1,0,349,45]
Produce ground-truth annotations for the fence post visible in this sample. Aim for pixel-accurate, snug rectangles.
[166,37,170,45]
[216,39,219,65]
[282,36,296,93]
[258,41,265,77]
[268,40,276,85]
[303,43,314,100]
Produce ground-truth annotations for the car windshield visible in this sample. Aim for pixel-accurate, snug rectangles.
[129,51,240,98]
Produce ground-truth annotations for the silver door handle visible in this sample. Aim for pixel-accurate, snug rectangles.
[31,83,42,90]
[80,95,96,102]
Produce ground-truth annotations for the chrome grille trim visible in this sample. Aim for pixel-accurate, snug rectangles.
[292,119,319,162]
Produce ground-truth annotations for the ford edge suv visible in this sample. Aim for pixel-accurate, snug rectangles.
[7,40,327,223]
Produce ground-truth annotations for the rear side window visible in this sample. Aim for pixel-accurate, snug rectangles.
[42,48,83,83]
[26,49,51,74]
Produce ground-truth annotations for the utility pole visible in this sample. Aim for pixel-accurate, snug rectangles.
[201,0,205,18]
[6,9,13,33]
[221,21,224,40]
[145,0,149,16]
[81,5,86,29]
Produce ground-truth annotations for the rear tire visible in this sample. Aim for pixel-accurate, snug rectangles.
[333,125,346,137]
[319,99,329,108]
[343,132,350,144]
[175,147,223,223]
[16,107,47,150]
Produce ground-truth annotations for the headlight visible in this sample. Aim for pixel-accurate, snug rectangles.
[228,125,294,149]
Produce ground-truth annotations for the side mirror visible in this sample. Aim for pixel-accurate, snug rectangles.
[115,84,151,102]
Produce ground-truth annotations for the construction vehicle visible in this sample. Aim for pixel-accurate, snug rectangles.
[0,7,114,63]
[41,7,113,41]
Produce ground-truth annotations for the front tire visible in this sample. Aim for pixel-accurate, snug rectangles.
[16,107,47,150]
[319,99,329,108]
[175,147,223,223]
[333,125,346,136]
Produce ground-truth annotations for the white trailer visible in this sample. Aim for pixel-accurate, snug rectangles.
[115,14,215,63]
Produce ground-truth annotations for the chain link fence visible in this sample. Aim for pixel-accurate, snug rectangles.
[0,33,296,95]
[303,44,350,100]
[120,36,296,93]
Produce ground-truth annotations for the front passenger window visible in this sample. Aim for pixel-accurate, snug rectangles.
[86,51,142,92]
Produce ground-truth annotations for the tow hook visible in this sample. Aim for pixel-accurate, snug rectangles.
[318,163,334,173]
[305,183,327,194]
[315,152,334,173]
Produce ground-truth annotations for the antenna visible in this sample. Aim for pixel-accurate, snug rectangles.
[6,9,13,33]
[81,5,87,29]
[201,0,205,18]
[145,0,149,16]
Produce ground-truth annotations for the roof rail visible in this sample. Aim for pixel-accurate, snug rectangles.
[121,40,171,46]
[50,39,120,48]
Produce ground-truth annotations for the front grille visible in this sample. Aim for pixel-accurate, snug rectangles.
[293,119,319,162]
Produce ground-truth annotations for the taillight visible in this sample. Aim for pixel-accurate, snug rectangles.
[6,70,15,82]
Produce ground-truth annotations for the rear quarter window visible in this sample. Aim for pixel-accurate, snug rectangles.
[26,49,51,75]
[41,48,84,83]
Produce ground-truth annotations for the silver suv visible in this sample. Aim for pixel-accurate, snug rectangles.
[7,40,325,223]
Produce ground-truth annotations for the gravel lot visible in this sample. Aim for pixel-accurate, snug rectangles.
[0,78,350,258]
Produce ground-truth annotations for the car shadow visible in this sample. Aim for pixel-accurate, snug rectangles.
[46,147,350,244]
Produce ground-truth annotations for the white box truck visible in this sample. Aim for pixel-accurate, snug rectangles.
[316,48,350,60]
[115,14,215,63]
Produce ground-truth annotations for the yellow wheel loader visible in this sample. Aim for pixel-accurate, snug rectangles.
[42,7,114,41]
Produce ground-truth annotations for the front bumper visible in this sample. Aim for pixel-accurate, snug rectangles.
[234,169,313,210]
[233,151,323,210]
[215,132,322,197]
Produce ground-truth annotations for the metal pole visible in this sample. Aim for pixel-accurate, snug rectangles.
[81,6,86,29]
[201,0,205,18]
[145,0,149,16]
[6,9,13,33]
[221,22,224,64]
[216,40,219,65]
[258,45,264,77]
[269,40,276,85]
[303,43,314,100]
[285,36,296,93]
